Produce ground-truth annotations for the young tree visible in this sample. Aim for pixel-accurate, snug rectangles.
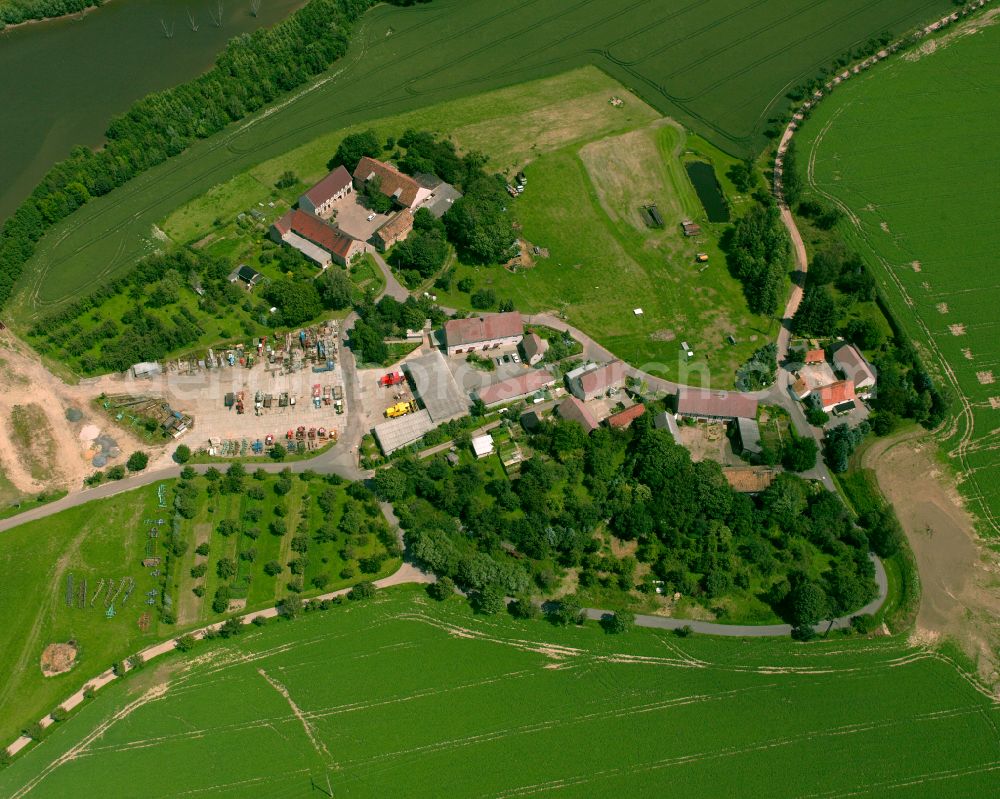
[471,584,506,615]
[264,560,283,577]
[348,581,377,601]
[602,609,635,634]
[216,557,236,580]
[317,268,354,310]
[427,576,455,601]
[173,444,191,464]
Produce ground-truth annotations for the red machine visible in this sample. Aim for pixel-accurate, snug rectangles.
[378,372,405,387]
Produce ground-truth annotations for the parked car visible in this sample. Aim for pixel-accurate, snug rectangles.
[511,353,521,363]
[495,357,503,366]
[366,213,376,222]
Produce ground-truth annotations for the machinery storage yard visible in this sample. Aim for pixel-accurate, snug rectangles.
[117,322,348,455]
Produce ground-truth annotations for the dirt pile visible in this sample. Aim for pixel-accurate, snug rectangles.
[41,642,78,677]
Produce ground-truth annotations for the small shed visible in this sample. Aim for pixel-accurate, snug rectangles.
[735,417,762,456]
[131,362,162,380]
[471,434,495,459]
[229,264,263,290]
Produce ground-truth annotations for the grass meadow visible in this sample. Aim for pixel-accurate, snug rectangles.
[797,19,1000,537]
[1,585,998,797]
[8,0,951,327]
[164,70,767,385]
[0,473,399,745]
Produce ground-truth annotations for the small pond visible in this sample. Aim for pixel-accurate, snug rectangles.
[685,161,730,223]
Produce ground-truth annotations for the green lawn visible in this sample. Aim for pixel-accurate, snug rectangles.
[2,585,998,797]
[9,0,952,327]
[435,123,772,385]
[797,17,1000,536]
[0,472,399,745]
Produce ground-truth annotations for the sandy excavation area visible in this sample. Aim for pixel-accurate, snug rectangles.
[866,432,1000,684]
[0,331,150,497]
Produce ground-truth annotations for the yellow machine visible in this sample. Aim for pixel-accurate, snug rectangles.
[384,400,417,419]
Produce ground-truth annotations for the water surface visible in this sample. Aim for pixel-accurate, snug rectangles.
[0,0,302,221]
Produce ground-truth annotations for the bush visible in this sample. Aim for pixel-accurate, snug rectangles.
[805,407,829,426]
[850,614,878,634]
[106,464,126,480]
[212,585,231,614]
[602,609,635,634]
[175,634,197,653]
[173,444,191,464]
[126,451,149,472]
[507,595,539,619]
[427,576,455,601]
[348,581,376,601]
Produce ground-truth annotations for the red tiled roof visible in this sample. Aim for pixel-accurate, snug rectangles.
[375,209,413,242]
[815,379,856,407]
[578,360,627,395]
[606,403,646,429]
[557,396,599,433]
[520,332,548,361]
[353,156,421,207]
[804,348,826,364]
[476,370,555,406]
[676,388,758,420]
[279,209,356,259]
[445,312,523,348]
[303,166,352,205]
[833,344,877,387]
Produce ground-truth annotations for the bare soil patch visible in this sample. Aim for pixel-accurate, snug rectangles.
[40,642,78,677]
[0,331,148,495]
[864,433,1000,684]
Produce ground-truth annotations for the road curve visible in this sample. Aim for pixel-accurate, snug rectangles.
[587,552,887,636]
[3,549,887,758]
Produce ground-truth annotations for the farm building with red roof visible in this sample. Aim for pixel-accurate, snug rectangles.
[298,166,353,218]
[606,403,646,429]
[557,396,599,434]
[353,157,432,210]
[813,379,857,412]
[444,312,523,355]
[270,209,368,267]
[372,209,414,252]
[676,388,758,420]
[474,370,556,408]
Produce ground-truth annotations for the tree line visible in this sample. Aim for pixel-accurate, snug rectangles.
[374,412,885,635]
[0,0,98,28]
[723,196,791,316]
[0,0,417,310]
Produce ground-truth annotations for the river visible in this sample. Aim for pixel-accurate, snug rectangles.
[0,0,303,222]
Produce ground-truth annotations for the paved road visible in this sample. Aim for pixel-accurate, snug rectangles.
[370,250,410,301]
[586,553,887,636]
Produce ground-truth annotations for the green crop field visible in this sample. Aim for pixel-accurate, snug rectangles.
[797,19,1000,537]
[8,0,952,328]
[2,585,998,797]
[0,472,399,745]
